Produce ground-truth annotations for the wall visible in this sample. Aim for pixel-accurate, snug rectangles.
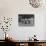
[0,0,46,40]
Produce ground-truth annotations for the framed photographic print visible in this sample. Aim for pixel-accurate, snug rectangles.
[18,14,34,26]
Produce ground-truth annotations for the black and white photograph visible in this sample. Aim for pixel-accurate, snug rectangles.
[18,14,34,26]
